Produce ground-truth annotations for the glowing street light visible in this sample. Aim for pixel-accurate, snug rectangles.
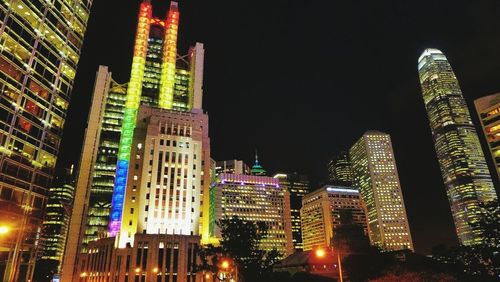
[315,247,326,258]
[205,272,212,280]
[0,226,9,235]
[221,260,230,270]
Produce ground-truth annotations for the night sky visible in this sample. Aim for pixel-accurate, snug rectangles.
[58,0,500,254]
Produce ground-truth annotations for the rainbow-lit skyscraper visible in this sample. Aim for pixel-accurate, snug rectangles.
[62,1,209,280]
[418,49,497,246]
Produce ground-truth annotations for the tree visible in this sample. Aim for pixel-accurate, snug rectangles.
[473,199,500,248]
[198,216,281,281]
[431,200,500,280]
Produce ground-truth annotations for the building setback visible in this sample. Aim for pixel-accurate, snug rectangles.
[350,131,413,251]
[210,173,294,256]
[273,173,309,252]
[418,49,497,246]
[300,186,366,251]
[474,93,500,180]
[0,0,93,280]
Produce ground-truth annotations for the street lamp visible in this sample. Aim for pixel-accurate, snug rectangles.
[313,246,343,282]
[221,260,230,270]
[0,226,9,235]
[315,248,326,258]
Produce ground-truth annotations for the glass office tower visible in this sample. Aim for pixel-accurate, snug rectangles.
[327,151,353,186]
[418,49,497,246]
[0,0,92,280]
[350,131,414,251]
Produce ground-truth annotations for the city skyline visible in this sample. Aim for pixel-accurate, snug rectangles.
[55,0,500,256]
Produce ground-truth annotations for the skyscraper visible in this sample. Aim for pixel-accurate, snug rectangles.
[0,0,92,280]
[418,49,497,245]
[273,173,309,252]
[62,1,208,280]
[210,173,294,256]
[61,66,127,278]
[474,93,500,180]
[36,166,75,277]
[350,131,413,251]
[327,151,353,186]
[300,186,366,251]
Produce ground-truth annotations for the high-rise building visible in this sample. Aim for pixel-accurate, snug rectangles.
[62,1,208,280]
[37,166,75,271]
[327,151,353,186]
[418,49,498,245]
[215,159,250,175]
[350,131,413,251]
[117,105,210,248]
[0,0,92,280]
[273,173,309,252]
[300,186,367,251]
[474,93,500,180]
[210,173,294,256]
[61,66,127,278]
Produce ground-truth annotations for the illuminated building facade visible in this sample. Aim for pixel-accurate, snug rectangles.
[327,151,353,186]
[82,67,127,247]
[300,186,366,251]
[61,66,127,278]
[418,49,497,245]
[474,93,500,180]
[215,159,250,176]
[109,0,207,238]
[39,166,75,267]
[210,174,294,256]
[0,0,92,280]
[76,234,201,282]
[118,105,210,248]
[350,131,413,251]
[62,1,207,280]
[273,173,309,252]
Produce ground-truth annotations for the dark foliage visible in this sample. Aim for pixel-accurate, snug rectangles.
[198,216,281,281]
[432,200,500,281]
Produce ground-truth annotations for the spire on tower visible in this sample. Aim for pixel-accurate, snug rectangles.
[251,149,267,176]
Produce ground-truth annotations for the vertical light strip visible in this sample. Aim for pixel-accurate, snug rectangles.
[158,2,179,109]
[109,1,151,237]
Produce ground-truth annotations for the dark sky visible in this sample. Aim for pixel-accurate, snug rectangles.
[58,0,500,254]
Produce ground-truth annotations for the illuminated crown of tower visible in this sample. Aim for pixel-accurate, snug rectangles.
[251,150,267,176]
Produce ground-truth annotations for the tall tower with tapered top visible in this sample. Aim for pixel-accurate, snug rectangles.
[418,48,497,246]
